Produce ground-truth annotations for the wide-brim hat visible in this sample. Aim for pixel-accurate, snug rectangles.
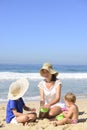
[8,78,29,100]
[40,63,58,76]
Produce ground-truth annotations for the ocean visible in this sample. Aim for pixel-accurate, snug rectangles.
[0,64,87,103]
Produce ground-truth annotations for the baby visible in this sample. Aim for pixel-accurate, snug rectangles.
[53,92,79,126]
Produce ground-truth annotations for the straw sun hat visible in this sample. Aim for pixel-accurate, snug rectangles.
[40,63,58,76]
[8,78,29,100]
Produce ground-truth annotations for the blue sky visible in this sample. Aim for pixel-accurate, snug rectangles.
[0,0,87,65]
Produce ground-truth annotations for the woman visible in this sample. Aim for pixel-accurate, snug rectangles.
[38,63,65,119]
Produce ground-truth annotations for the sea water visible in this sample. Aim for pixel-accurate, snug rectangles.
[0,64,87,103]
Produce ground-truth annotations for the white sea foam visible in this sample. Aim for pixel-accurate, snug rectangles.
[0,72,41,80]
[59,73,87,79]
[0,96,40,103]
[0,72,87,80]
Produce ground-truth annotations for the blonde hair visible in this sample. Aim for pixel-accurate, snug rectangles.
[64,92,76,103]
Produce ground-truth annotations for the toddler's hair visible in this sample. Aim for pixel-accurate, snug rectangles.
[64,92,76,103]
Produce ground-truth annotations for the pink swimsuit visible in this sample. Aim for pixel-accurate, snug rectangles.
[72,119,78,124]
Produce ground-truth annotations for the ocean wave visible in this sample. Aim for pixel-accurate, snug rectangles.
[0,95,87,103]
[0,96,40,103]
[0,72,87,80]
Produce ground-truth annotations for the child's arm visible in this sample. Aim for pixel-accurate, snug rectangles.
[23,105,31,111]
[12,109,23,117]
[23,105,36,112]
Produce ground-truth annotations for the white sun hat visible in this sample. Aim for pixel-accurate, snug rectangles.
[8,78,29,100]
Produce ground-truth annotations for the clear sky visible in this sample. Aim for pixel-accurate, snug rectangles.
[0,0,87,65]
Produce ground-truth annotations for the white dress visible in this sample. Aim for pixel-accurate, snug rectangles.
[38,79,65,108]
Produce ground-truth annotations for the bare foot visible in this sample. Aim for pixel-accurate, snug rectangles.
[53,121,58,126]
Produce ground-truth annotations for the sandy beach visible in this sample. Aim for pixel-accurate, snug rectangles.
[0,99,87,130]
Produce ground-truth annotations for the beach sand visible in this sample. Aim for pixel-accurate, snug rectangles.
[0,99,87,130]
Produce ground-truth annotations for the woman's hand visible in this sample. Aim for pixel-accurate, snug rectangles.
[44,104,50,109]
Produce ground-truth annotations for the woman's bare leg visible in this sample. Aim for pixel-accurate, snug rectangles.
[39,106,61,119]
[48,106,61,118]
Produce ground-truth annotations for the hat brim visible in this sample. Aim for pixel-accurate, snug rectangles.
[40,67,58,77]
[8,78,29,100]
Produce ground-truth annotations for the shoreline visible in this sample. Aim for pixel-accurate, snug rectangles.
[0,98,87,130]
[0,94,87,104]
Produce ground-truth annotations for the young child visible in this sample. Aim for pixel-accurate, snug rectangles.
[53,92,79,126]
[6,78,37,125]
